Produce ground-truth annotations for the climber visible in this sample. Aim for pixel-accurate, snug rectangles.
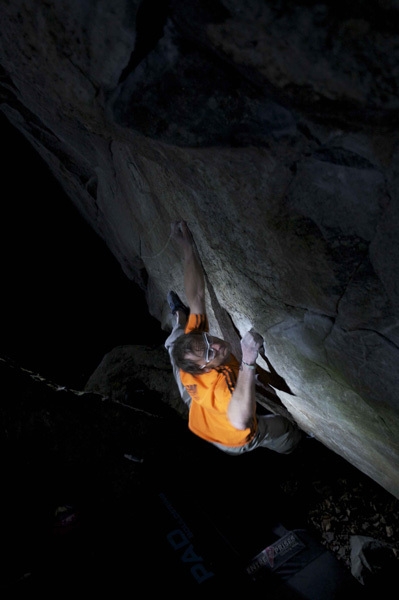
[164,220,303,455]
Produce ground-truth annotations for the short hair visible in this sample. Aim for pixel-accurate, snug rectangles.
[171,330,206,375]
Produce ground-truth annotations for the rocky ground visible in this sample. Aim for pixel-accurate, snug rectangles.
[278,436,399,579]
[1,355,398,596]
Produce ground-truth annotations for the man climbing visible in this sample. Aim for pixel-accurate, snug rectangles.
[164,220,303,456]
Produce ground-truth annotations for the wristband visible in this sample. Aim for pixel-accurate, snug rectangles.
[242,361,256,369]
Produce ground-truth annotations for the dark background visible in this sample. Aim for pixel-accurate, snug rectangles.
[1,113,164,389]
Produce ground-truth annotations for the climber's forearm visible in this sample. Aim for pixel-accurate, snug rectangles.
[227,362,257,429]
[183,245,205,313]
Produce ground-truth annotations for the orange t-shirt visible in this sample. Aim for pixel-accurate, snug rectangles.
[180,314,256,447]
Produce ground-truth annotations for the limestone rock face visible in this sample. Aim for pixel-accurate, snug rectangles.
[1,1,398,497]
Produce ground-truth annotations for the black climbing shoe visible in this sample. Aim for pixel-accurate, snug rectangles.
[167,290,190,317]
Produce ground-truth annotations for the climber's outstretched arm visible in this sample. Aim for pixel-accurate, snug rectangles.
[171,220,205,314]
